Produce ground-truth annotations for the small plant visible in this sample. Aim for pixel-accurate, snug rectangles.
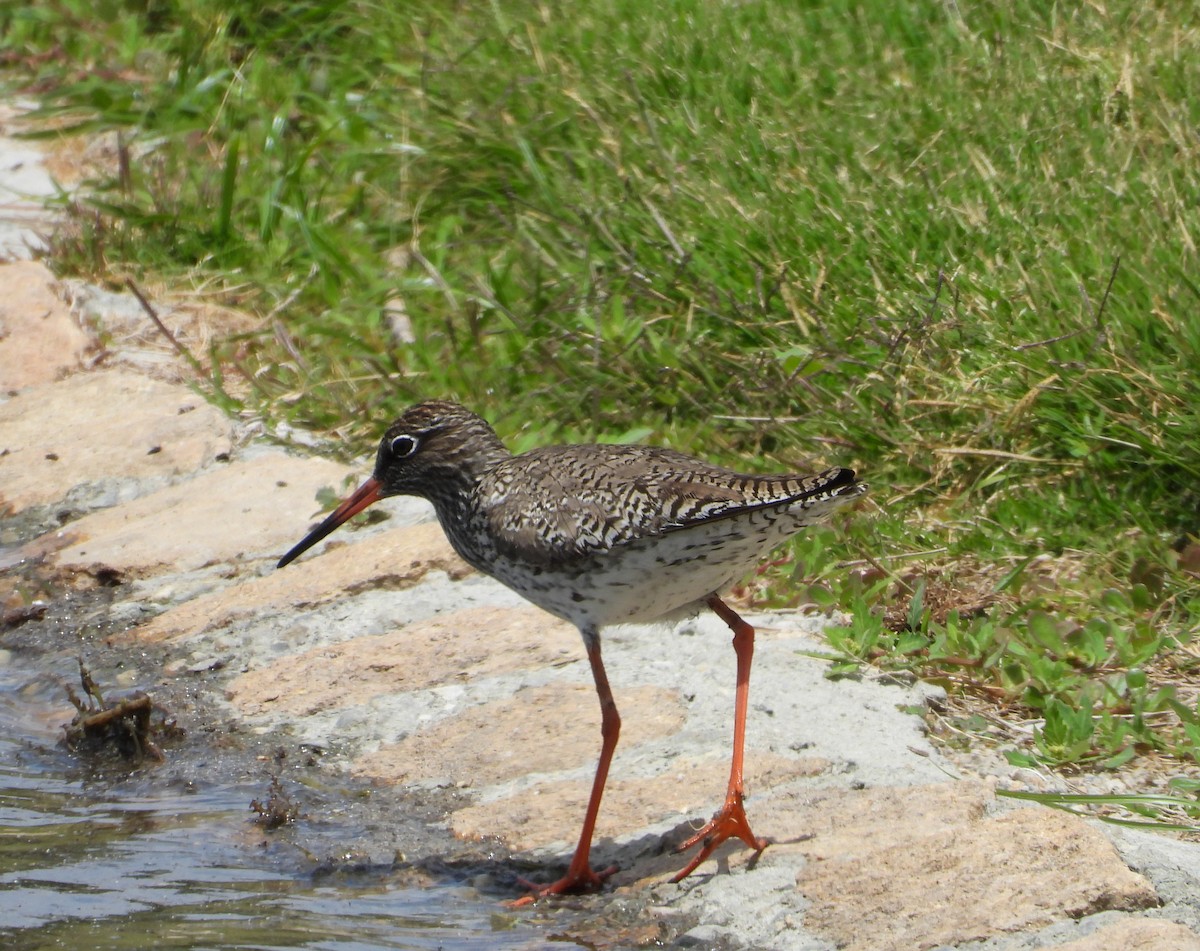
[998,787,1200,833]
[806,545,1199,777]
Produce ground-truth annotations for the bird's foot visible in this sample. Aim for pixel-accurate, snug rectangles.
[671,791,768,883]
[507,862,619,907]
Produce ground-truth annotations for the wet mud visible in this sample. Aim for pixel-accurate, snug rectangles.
[0,543,691,950]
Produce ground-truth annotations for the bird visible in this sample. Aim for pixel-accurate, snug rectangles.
[277,400,866,902]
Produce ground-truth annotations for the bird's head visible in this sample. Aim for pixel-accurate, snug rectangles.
[276,401,507,568]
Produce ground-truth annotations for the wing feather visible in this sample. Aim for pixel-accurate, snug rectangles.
[478,445,862,567]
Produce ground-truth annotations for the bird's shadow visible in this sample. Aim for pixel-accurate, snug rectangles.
[329,817,801,906]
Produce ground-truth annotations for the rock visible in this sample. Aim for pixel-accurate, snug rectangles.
[0,261,90,389]
[51,450,349,575]
[129,518,466,643]
[227,605,575,716]
[0,368,233,515]
[796,784,1159,951]
[1054,918,1200,951]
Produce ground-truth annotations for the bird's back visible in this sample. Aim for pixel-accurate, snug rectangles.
[447,443,866,628]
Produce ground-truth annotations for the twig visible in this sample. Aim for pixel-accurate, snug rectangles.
[846,544,915,594]
[116,131,131,195]
[272,319,308,370]
[79,656,104,706]
[78,694,151,733]
[1014,257,1119,351]
[1013,328,1085,351]
[124,279,205,376]
[264,262,317,320]
[1092,255,1120,341]
[934,447,1079,465]
[410,246,459,311]
[713,414,804,423]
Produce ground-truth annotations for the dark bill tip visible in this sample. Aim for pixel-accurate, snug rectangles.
[277,477,384,569]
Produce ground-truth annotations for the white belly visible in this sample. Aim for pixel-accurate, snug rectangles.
[486,506,799,629]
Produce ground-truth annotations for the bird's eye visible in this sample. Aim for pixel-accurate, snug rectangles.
[390,434,419,458]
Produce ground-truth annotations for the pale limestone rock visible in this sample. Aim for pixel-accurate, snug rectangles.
[130,519,467,643]
[51,451,349,575]
[227,605,574,716]
[0,261,89,389]
[1054,918,1200,951]
[353,683,686,788]
[453,752,828,858]
[796,784,1159,951]
[0,368,232,514]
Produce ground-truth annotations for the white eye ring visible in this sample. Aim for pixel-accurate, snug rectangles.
[391,434,419,458]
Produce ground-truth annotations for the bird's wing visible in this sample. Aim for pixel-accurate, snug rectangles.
[478,445,860,567]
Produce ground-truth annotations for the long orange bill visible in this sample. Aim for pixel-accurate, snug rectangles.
[277,477,384,568]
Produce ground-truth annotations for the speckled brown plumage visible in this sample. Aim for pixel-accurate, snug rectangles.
[357,402,866,634]
[277,399,867,901]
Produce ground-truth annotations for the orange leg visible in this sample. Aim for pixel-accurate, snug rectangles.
[510,635,620,905]
[672,594,769,882]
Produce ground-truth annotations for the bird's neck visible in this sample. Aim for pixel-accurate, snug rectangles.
[423,462,499,571]
[422,436,509,521]
[421,434,508,569]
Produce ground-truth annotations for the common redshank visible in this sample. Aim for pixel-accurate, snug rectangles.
[277,401,866,900]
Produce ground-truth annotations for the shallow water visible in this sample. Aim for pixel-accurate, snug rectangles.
[0,653,568,951]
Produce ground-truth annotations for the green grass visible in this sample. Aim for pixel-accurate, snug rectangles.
[3,0,1199,787]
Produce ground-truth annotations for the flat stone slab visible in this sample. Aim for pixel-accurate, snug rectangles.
[0,261,90,389]
[227,605,574,716]
[794,784,1158,951]
[1057,919,1200,951]
[452,752,829,857]
[353,683,687,788]
[0,367,233,515]
[130,518,468,643]
[50,450,354,576]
